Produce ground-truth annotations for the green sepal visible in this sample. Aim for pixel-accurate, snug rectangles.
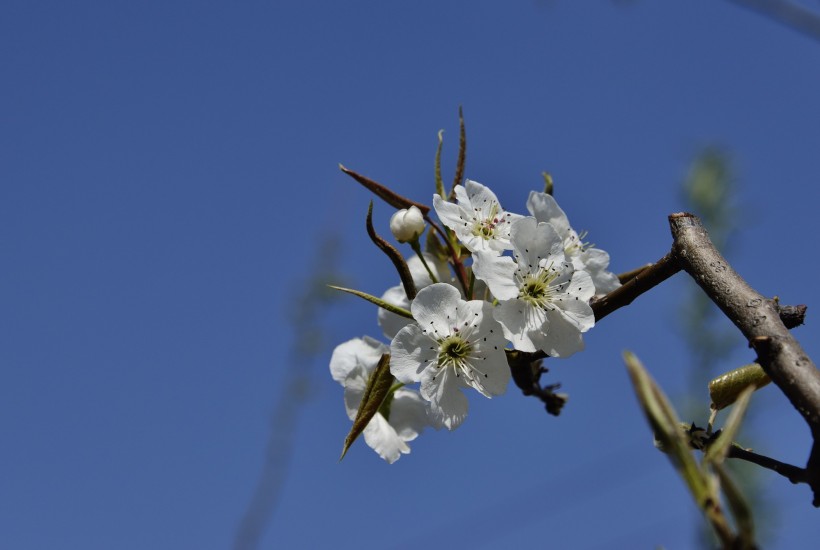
[434,129,445,199]
[449,106,466,199]
[340,353,395,461]
[327,285,413,319]
[541,172,554,196]
[339,164,430,216]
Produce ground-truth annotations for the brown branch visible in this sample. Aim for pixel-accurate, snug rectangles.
[591,253,682,322]
[728,445,808,484]
[669,212,820,506]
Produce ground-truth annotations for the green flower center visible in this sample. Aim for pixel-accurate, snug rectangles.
[438,334,472,367]
[519,267,559,309]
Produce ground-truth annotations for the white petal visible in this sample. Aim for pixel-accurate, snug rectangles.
[388,388,430,440]
[552,270,596,331]
[453,183,470,205]
[511,218,564,271]
[526,191,572,239]
[329,336,388,385]
[433,193,470,234]
[537,310,586,358]
[428,299,510,397]
[591,269,621,295]
[377,285,413,340]
[409,283,462,338]
[342,365,369,420]
[493,299,548,353]
[472,252,519,300]
[420,366,469,430]
[468,348,511,397]
[362,414,409,464]
[407,253,451,289]
[390,324,436,384]
[576,248,621,295]
[463,179,501,216]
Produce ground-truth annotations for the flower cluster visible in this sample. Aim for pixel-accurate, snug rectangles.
[330,178,619,462]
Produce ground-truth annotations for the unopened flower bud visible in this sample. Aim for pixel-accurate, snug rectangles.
[389,206,425,243]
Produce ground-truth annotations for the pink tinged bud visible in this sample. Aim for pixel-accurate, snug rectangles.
[389,206,425,243]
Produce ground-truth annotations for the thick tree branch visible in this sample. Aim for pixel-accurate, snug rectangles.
[669,212,820,505]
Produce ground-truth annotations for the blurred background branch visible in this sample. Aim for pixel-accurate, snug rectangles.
[233,236,346,550]
[728,0,820,42]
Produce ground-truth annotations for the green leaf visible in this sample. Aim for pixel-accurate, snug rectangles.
[623,352,711,504]
[713,463,755,547]
[327,285,412,318]
[340,353,395,461]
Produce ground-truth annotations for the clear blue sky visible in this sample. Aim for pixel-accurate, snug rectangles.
[3,1,820,548]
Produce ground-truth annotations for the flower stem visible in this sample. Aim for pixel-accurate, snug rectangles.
[410,240,438,284]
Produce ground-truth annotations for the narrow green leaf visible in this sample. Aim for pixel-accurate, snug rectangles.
[339,164,430,215]
[327,285,413,318]
[713,463,756,547]
[705,385,754,465]
[340,353,395,461]
[434,129,445,199]
[449,106,466,199]
[623,352,711,504]
[365,201,417,300]
[708,363,770,411]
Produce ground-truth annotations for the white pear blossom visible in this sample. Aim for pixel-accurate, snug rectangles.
[330,336,430,463]
[389,205,425,243]
[433,179,523,254]
[377,253,452,340]
[390,283,510,430]
[473,217,595,357]
[527,191,620,295]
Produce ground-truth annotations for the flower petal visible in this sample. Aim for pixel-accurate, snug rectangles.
[511,218,564,272]
[420,366,469,430]
[493,299,548,353]
[387,388,430,440]
[342,365,369,420]
[551,270,596,331]
[362,413,410,464]
[409,283,462,338]
[390,324,435,384]
[536,310,586,358]
[329,336,387,385]
[526,191,572,239]
[472,252,519,300]
[378,285,413,340]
